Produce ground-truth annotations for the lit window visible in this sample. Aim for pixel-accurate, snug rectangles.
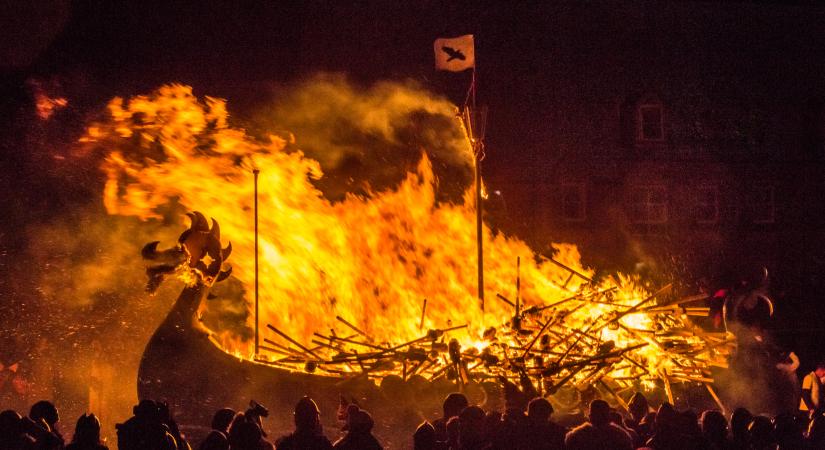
[695,185,719,224]
[639,104,664,141]
[561,184,586,222]
[753,185,775,224]
[630,185,668,224]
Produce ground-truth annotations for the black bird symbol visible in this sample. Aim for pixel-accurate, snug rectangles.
[441,46,466,62]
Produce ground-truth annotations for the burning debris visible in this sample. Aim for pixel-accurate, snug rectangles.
[249,269,734,411]
[84,83,736,411]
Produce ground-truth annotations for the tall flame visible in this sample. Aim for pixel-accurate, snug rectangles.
[79,84,726,386]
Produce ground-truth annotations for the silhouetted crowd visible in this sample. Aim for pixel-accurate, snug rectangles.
[5,392,825,450]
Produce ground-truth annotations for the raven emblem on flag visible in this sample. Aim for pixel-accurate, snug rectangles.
[442,46,466,62]
[434,35,475,72]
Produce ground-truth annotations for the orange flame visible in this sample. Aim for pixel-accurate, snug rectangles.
[79,84,731,387]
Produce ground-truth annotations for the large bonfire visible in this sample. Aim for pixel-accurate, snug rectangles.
[79,84,734,405]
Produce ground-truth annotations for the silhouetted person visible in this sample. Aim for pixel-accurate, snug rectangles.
[748,415,774,450]
[274,397,332,450]
[520,397,565,450]
[413,421,438,450]
[211,409,236,435]
[700,410,729,450]
[681,410,702,436]
[481,411,502,449]
[229,417,263,450]
[806,413,825,448]
[27,401,63,450]
[564,399,632,450]
[800,361,825,416]
[644,402,706,450]
[609,411,639,446]
[773,412,803,450]
[115,400,176,450]
[495,401,525,450]
[729,407,752,450]
[445,416,460,450]
[624,392,652,443]
[332,405,382,450]
[457,406,489,450]
[229,413,274,450]
[66,414,107,450]
[157,402,190,450]
[676,410,706,449]
[0,409,36,450]
[198,432,228,450]
[199,408,235,450]
[433,393,469,443]
[244,401,271,443]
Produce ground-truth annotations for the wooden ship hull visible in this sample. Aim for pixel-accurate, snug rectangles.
[136,282,459,444]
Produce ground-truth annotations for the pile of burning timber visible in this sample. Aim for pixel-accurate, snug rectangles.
[252,272,735,410]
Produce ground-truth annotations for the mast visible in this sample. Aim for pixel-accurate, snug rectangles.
[253,168,260,355]
[464,69,487,312]
[434,34,485,312]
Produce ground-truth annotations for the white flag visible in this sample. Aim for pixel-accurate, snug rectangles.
[434,35,475,72]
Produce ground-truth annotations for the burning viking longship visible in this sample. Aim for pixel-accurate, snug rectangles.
[79,84,740,436]
[138,211,737,438]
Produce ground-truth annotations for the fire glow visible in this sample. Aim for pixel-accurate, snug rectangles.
[79,84,734,397]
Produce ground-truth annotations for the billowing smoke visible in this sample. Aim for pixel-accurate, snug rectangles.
[13,207,181,443]
[254,74,474,201]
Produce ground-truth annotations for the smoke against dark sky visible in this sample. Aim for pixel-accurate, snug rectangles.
[254,74,473,201]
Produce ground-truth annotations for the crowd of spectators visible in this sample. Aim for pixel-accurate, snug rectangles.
[3,391,825,449]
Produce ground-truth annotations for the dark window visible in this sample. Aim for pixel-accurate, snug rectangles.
[639,105,664,141]
[752,185,775,224]
[561,184,586,221]
[695,186,719,224]
[630,185,668,223]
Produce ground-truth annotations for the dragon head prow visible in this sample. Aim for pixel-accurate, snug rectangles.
[142,211,233,293]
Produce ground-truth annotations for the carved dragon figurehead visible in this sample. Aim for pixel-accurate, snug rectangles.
[141,211,233,293]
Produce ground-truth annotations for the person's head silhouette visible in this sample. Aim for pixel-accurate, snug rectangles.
[294,396,320,432]
[628,392,649,422]
[229,419,262,450]
[211,408,236,433]
[588,399,610,428]
[442,393,469,419]
[30,400,59,429]
[413,421,436,450]
[72,413,102,445]
[527,397,553,423]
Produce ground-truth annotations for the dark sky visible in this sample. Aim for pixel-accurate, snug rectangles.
[4,0,825,158]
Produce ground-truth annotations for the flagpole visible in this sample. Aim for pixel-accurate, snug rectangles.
[436,34,483,312]
[253,168,260,356]
[471,68,484,313]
